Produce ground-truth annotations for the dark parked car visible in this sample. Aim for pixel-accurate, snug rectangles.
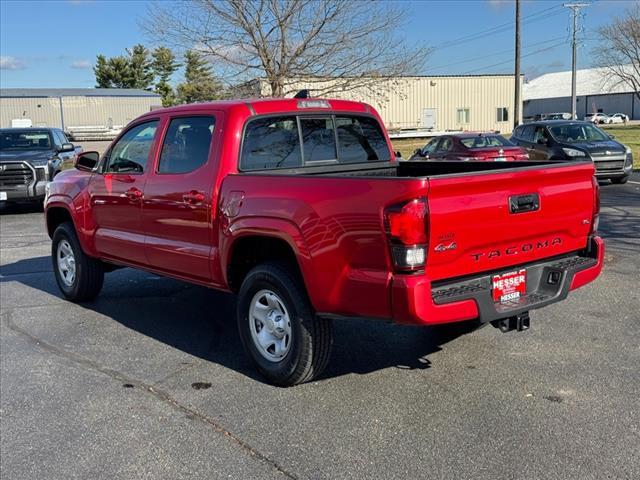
[409,133,529,161]
[510,120,633,184]
[0,128,81,205]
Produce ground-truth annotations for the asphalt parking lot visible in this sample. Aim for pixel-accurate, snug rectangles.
[1,174,639,480]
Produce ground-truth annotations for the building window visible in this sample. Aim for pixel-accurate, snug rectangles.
[456,108,470,124]
[496,107,509,122]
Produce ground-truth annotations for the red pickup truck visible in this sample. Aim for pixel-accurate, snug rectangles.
[44,98,604,386]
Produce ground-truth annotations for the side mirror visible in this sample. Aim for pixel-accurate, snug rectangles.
[59,142,75,152]
[413,148,421,155]
[75,151,99,172]
[609,134,615,139]
[536,138,547,145]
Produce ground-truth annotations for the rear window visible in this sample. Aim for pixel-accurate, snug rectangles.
[460,135,512,148]
[335,116,390,163]
[240,114,390,171]
[240,116,302,171]
[300,117,337,162]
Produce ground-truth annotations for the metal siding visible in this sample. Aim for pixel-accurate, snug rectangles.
[524,93,636,120]
[273,75,521,133]
[0,97,61,128]
[0,96,162,129]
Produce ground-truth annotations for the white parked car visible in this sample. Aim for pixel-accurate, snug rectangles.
[609,113,629,124]
[584,113,611,124]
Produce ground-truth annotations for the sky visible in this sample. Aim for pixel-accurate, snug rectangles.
[0,0,634,89]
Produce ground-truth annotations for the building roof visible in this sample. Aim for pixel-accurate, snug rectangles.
[523,66,637,100]
[0,88,160,98]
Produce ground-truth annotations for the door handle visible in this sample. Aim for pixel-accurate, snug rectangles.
[124,187,143,201]
[509,193,540,214]
[183,190,205,204]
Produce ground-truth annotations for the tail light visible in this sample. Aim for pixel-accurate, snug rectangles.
[591,176,600,234]
[384,198,428,272]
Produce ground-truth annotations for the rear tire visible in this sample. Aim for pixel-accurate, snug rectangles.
[52,222,104,301]
[237,262,333,386]
[611,176,629,185]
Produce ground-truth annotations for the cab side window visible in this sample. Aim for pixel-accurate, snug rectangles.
[437,137,453,152]
[421,138,439,155]
[52,130,64,149]
[105,121,159,173]
[158,116,215,174]
[533,127,549,144]
[521,125,536,142]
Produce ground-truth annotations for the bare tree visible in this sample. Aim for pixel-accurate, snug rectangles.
[593,3,640,100]
[142,0,428,98]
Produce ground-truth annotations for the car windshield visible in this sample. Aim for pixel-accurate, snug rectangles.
[549,124,610,143]
[460,135,512,148]
[0,130,52,150]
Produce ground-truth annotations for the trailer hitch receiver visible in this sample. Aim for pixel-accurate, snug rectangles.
[493,312,530,332]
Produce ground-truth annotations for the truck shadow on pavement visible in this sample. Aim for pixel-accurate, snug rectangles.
[1,256,479,384]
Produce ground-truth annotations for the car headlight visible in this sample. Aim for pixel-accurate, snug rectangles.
[562,147,587,158]
[626,146,632,155]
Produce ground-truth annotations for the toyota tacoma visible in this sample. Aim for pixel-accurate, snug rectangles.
[44,99,604,386]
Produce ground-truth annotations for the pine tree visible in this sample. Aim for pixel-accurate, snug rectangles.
[127,44,154,90]
[176,51,223,104]
[151,47,180,106]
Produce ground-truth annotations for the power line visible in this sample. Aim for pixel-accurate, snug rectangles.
[462,41,568,74]
[431,3,565,51]
[426,37,565,71]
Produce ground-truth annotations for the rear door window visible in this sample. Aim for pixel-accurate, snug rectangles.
[158,116,215,174]
[240,116,302,171]
[300,117,337,163]
[335,116,390,163]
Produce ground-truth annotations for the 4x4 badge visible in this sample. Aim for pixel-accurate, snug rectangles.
[434,242,457,252]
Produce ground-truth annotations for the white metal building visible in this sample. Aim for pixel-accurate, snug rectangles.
[248,75,523,133]
[0,88,162,130]
[523,66,639,120]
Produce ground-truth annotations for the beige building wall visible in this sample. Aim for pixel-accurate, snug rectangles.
[0,95,161,129]
[259,75,523,134]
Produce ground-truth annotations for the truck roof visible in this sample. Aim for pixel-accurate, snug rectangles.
[140,98,371,118]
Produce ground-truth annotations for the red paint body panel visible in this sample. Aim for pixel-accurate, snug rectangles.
[45,98,604,326]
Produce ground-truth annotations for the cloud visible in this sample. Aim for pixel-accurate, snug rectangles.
[71,59,92,69]
[0,56,26,70]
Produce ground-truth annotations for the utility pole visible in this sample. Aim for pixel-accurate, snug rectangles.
[514,0,521,128]
[564,3,589,120]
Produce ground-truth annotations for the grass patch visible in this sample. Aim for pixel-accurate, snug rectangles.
[392,138,428,159]
[392,125,640,168]
[602,124,640,169]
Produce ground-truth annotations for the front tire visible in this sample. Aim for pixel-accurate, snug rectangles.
[237,262,333,386]
[52,222,104,301]
[611,176,629,185]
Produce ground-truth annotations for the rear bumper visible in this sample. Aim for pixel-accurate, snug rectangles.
[391,236,604,325]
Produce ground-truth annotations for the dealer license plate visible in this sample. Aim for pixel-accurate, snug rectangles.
[494,157,506,161]
[0,192,7,201]
[492,269,526,303]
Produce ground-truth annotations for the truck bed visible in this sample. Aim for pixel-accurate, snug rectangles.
[224,159,597,319]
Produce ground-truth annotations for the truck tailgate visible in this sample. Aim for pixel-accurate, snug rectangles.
[426,162,596,281]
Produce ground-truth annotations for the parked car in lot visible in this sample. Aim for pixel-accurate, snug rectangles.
[0,128,81,205]
[510,120,633,184]
[545,113,572,120]
[608,113,629,124]
[584,113,611,124]
[409,133,529,161]
[44,98,603,385]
